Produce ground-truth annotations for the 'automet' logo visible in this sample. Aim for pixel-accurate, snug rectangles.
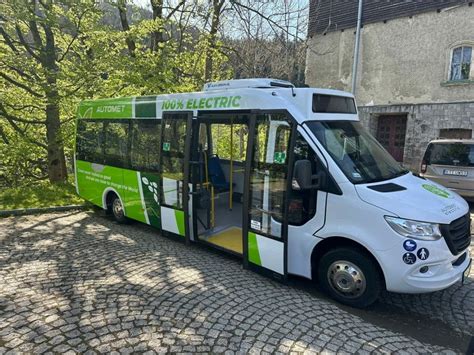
[162,96,241,110]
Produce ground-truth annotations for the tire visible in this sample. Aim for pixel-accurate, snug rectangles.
[110,196,128,224]
[317,247,382,308]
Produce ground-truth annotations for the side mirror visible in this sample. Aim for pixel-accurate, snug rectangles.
[293,159,325,190]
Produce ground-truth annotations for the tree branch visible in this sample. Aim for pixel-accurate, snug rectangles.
[15,25,42,62]
[230,0,306,43]
[117,0,136,57]
[166,0,186,20]
[0,27,19,53]
[1,63,38,82]
[28,20,44,49]
[3,102,43,111]
[56,6,89,63]
[0,72,44,98]
[0,102,45,124]
[0,103,47,149]
[0,125,10,145]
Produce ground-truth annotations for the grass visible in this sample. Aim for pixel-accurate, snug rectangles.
[0,181,85,210]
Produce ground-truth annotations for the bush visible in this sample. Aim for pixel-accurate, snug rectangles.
[0,182,84,210]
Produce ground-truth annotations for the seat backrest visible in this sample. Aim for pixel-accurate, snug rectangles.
[208,155,227,186]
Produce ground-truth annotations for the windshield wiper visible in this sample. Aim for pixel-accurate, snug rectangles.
[362,169,409,184]
[390,169,410,178]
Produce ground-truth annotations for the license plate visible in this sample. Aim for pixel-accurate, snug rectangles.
[443,169,468,176]
[462,258,472,284]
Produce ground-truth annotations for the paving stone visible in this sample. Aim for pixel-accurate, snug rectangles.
[0,211,471,354]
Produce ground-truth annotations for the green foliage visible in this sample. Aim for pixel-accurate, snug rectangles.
[0,0,232,188]
[211,124,248,162]
[0,181,84,210]
[1,0,305,191]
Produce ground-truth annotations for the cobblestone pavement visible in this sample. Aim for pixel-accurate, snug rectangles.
[0,211,472,354]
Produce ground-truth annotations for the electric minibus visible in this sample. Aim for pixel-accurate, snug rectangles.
[74,78,472,307]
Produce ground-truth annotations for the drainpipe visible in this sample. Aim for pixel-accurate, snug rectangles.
[351,0,363,94]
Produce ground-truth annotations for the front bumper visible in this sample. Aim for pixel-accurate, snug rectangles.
[379,236,472,294]
[402,251,471,293]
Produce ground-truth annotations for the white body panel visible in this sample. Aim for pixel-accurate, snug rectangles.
[255,234,284,274]
[161,206,180,234]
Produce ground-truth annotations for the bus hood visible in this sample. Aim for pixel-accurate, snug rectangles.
[355,172,469,224]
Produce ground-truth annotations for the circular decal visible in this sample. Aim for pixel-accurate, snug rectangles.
[417,248,429,260]
[402,252,416,265]
[422,184,452,199]
[403,239,417,252]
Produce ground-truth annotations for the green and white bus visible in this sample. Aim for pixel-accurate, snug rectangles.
[75,78,471,308]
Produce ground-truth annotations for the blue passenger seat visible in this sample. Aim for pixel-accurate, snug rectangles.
[208,155,233,192]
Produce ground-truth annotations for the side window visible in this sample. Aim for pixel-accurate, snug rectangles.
[248,114,291,236]
[450,46,472,81]
[289,132,319,225]
[161,117,187,208]
[76,120,104,163]
[211,123,248,162]
[130,120,161,171]
[104,122,129,168]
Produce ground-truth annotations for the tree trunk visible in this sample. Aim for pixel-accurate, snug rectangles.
[204,0,224,81]
[150,0,164,51]
[42,17,68,183]
[117,0,136,57]
[45,100,67,183]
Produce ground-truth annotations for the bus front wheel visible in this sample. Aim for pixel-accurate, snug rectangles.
[318,247,382,308]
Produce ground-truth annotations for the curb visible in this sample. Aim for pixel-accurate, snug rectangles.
[0,205,90,218]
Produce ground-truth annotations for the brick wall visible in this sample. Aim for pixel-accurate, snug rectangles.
[358,102,474,171]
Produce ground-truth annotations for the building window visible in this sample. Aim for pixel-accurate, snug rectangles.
[439,128,472,139]
[450,46,472,81]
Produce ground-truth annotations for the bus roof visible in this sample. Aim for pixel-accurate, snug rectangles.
[77,79,358,123]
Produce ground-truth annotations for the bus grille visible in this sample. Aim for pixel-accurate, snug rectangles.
[440,213,471,255]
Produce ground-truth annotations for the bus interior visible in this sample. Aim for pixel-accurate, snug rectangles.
[193,115,249,255]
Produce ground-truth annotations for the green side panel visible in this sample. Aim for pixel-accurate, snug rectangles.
[75,160,146,223]
[122,170,147,223]
[248,232,262,266]
[136,96,157,118]
[140,172,161,228]
[175,209,185,237]
[78,98,132,119]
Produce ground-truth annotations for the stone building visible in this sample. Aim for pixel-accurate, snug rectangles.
[306,0,474,170]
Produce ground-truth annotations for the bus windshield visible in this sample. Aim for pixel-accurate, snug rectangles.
[306,121,408,184]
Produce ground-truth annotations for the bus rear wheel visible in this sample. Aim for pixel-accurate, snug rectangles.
[318,247,382,308]
[110,196,128,224]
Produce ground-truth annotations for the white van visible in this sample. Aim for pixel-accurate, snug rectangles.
[75,78,472,308]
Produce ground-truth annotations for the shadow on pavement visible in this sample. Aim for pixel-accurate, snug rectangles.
[0,211,472,353]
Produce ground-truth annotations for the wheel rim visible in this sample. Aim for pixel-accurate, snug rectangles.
[327,260,366,299]
[112,198,124,218]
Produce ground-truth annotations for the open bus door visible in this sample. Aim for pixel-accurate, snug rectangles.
[243,112,295,281]
[159,112,193,242]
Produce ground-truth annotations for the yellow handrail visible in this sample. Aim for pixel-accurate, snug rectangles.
[203,145,214,228]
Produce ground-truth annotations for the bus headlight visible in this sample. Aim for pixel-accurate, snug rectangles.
[384,216,442,240]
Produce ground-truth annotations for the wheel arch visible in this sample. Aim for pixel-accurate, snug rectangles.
[310,236,387,288]
[102,187,125,214]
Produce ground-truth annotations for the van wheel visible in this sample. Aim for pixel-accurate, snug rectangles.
[111,196,128,224]
[318,248,382,308]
